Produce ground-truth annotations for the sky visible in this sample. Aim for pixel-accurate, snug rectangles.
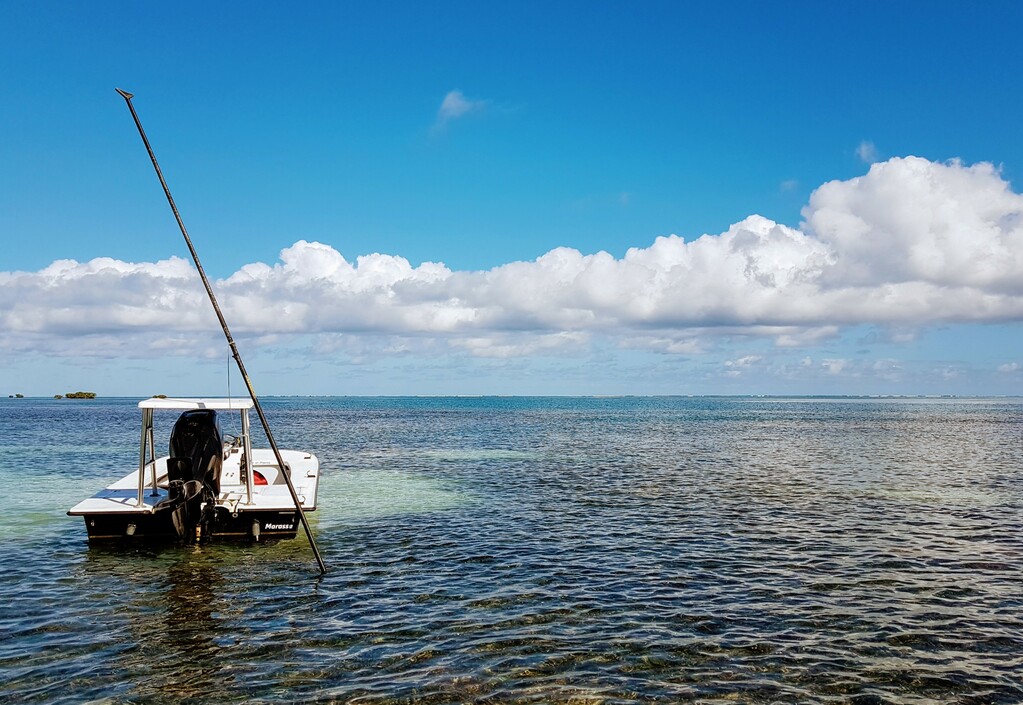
[3,1,1023,396]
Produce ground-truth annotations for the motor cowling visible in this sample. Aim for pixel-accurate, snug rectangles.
[158,409,223,541]
[169,409,223,494]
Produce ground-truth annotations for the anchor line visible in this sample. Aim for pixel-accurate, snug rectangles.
[115,88,326,575]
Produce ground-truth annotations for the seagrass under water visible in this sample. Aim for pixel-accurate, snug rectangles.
[1,396,1021,704]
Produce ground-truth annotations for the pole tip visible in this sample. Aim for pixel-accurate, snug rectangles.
[115,88,134,100]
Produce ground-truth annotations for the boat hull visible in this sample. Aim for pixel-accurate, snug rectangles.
[79,506,308,543]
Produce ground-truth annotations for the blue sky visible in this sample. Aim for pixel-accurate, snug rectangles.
[3,2,1023,396]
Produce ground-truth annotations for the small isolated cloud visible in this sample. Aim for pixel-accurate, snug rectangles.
[780,179,799,193]
[856,140,880,164]
[622,335,706,355]
[822,359,849,375]
[723,355,762,377]
[998,362,1020,373]
[871,358,903,382]
[432,90,487,133]
[774,326,840,347]
[857,327,920,345]
[450,331,588,358]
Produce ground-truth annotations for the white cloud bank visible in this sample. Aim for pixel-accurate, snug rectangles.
[4,156,1023,361]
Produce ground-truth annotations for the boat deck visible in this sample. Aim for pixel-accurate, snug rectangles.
[68,448,318,516]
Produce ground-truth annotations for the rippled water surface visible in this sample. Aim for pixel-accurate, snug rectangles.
[1,396,1021,704]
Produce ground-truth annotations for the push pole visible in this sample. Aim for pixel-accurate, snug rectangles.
[115,88,326,575]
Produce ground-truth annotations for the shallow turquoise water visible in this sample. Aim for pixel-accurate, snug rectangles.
[1,396,1021,703]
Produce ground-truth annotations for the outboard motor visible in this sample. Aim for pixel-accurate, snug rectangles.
[158,409,223,542]
[169,409,223,493]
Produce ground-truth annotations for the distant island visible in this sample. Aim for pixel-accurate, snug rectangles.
[60,391,97,399]
[7,394,24,398]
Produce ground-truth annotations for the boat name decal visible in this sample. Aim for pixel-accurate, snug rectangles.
[264,522,294,530]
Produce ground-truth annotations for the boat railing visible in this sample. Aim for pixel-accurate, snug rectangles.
[241,407,254,506]
[137,407,158,507]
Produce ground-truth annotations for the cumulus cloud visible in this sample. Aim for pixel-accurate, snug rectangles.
[432,90,486,133]
[805,157,1023,291]
[6,156,1023,362]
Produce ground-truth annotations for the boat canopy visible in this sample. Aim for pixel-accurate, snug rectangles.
[139,397,254,411]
